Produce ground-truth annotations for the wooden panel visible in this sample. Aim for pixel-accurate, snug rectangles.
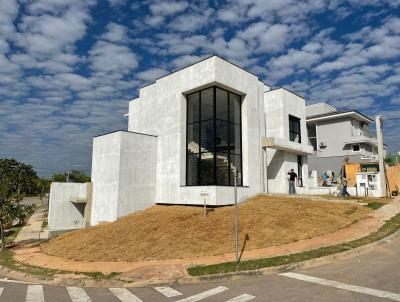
[387,165,400,193]
[344,163,361,186]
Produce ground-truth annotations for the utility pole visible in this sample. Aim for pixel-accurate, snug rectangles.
[375,115,387,197]
[66,170,70,183]
[234,170,239,263]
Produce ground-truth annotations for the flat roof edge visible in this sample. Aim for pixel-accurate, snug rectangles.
[93,130,157,138]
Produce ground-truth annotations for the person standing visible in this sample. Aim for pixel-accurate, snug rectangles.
[341,175,351,197]
[288,169,297,194]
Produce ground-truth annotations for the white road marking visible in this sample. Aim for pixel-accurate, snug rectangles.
[66,287,91,302]
[109,288,143,302]
[281,272,400,301]
[175,286,229,302]
[154,286,182,297]
[0,287,3,296]
[26,285,45,302]
[0,278,35,284]
[224,294,256,302]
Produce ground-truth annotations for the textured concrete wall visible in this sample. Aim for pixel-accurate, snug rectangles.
[48,182,88,232]
[117,131,157,218]
[91,132,121,225]
[306,103,337,117]
[314,117,354,157]
[91,131,157,225]
[264,88,310,193]
[308,154,362,177]
[128,56,268,205]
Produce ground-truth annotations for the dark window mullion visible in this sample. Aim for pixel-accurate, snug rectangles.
[227,92,231,186]
[213,87,217,185]
[198,92,201,185]
[239,94,242,186]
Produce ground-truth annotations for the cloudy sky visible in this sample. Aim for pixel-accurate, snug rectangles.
[0,0,399,177]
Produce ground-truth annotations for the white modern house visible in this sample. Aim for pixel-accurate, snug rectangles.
[49,55,313,234]
[306,103,383,176]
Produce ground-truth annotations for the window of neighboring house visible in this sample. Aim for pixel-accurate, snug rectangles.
[307,124,317,151]
[352,144,360,152]
[186,86,242,186]
[289,115,301,143]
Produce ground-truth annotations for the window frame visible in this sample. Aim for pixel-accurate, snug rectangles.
[352,144,361,152]
[307,123,318,151]
[185,86,242,186]
[289,114,301,143]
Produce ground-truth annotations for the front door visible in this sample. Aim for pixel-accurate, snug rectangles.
[297,155,303,187]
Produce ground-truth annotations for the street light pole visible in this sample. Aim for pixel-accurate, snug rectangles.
[234,171,239,263]
[375,115,387,197]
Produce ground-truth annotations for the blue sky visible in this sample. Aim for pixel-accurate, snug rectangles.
[0,0,399,177]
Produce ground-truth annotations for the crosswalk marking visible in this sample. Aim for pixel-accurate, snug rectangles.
[154,286,183,297]
[281,272,400,301]
[109,288,143,302]
[0,278,35,284]
[26,285,45,302]
[0,287,3,297]
[67,287,92,302]
[175,286,229,302]
[225,294,256,302]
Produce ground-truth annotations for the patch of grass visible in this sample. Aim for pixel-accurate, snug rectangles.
[187,212,400,276]
[5,224,24,245]
[364,202,385,210]
[0,250,120,280]
[82,271,120,280]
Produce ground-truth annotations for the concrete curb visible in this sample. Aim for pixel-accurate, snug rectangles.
[0,228,398,288]
[179,228,400,285]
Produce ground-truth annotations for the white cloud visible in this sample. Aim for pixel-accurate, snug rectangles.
[89,42,137,74]
[136,68,168,82]
[101,22,129,43]
[149,1,188,16]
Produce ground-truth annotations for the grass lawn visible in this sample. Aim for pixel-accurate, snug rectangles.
[42,195,371,262]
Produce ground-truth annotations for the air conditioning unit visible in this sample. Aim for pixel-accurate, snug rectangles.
[319,141,327,148]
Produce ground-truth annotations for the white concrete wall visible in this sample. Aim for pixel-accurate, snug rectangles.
[91,132,121,224]
[48,182,88,232]
[128,56,268,205]
[264,88,310,193]
[91,131,157,225]
[306,103,337,117]
[117,131,157,218]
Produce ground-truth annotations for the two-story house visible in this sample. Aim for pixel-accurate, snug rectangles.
[89,56,314,225]
[48,55,314,232]
[306,102,380,177]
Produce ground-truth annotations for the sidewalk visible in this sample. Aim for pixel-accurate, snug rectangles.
[12,198,400,286]
[14,206,48,245]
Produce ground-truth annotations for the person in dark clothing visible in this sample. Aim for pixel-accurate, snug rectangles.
[288,169,297,194]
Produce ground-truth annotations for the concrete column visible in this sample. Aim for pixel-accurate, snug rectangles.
[375,115,387,197]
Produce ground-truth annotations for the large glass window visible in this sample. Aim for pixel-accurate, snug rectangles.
[307,124,317,151]
[186,86,242,186]
[289,115,301,143]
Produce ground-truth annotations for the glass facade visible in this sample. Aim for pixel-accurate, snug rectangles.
[186,86,242,186]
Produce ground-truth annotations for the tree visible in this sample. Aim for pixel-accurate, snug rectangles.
[0,159,38,195]
[51,170,90,183]
[0,159,38,251]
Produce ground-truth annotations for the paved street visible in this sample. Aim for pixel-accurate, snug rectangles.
[0,232,399,302]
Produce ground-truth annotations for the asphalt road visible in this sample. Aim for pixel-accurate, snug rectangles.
[0,232,399,302]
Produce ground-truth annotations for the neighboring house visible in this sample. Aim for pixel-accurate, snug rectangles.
[49,55,313,233]
[306,102,382,177]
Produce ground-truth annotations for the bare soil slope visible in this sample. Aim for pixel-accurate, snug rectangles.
[42,195,371,262]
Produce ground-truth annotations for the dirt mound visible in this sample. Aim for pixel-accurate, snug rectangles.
[42,195,371,262]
